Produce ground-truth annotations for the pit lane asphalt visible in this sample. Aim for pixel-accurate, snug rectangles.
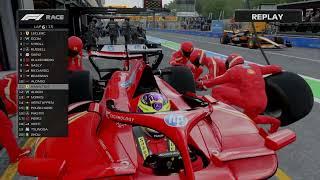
[147,31,320,180]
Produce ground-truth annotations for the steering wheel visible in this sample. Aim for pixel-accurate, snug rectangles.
[143,148,198,175]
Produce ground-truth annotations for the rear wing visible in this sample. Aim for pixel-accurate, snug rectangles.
[88,44,162,60]
[88,44,163,79]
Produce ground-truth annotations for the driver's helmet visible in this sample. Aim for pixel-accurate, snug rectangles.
[189,49,206,67]
[137,92,170,138]
[68,36,83,57]
[180,41,194,58]
[225,53,244,69]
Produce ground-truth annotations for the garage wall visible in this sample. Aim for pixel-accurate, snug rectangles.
[0,0,18,70]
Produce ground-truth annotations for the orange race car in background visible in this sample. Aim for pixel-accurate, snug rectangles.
[220,30,292,49]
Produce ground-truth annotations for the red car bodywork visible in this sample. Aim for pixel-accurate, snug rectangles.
[18,47,296,180]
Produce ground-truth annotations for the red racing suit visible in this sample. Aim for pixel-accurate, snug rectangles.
[187,64,203,80]
[169,50,189,66]
[68,36,84,71]
[199,57,226,80]
[188,57,226,81]
[0,73,29,163]
[199,63,282,133]
[0,73,30,163]
[0,73,17,115]
[68,54,83,71]
[0,110,24,163]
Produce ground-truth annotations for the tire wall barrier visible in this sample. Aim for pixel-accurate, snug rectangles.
[148,28,320,49]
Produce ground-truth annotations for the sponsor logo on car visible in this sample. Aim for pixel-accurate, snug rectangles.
[164,114,188,127]
[109,113,134,122]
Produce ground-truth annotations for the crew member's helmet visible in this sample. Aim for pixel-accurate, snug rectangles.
[225,53,245,69]
[180,41,194,57]
[68,36,83,57]
[189,49,206,67]
[92,17,98,24]
[137,92,170,138]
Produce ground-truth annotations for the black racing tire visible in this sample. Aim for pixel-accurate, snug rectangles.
[68,71,93,104]
[264,72,314,126]
[285,41,293,48]
[162,66,196,94]
[220,35,230,44]
[273,36,284,44]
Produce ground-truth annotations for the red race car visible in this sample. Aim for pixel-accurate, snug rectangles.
[17,44,312,180]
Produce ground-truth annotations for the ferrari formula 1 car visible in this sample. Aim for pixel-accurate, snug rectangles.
[220,30,292,49]
[17,44,313,180]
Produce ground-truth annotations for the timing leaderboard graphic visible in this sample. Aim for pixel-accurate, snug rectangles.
[17,10,69,137]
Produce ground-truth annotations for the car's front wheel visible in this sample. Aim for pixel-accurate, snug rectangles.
[68,71,93,104]
[264,72,314,126]
[161,66,196,94]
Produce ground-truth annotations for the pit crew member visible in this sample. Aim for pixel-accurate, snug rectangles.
[121,17,132,44]
[0,73,30,163]
[197,53,282,133]
[169,41,194,66]
[106,17,120,45]
[68,36,83,71]
[188,49,225,80]
[131,92,203,174]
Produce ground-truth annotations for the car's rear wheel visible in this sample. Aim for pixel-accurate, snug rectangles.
[273,36,284,44]
[162,66,196,94]
[264,72,314,126]
[220,35,230,44]
[68,71,93,104]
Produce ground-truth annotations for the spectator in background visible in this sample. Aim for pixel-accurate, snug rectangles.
[84,19,99,49]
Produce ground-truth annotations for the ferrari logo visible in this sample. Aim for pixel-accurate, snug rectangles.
[247,69,255,74]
